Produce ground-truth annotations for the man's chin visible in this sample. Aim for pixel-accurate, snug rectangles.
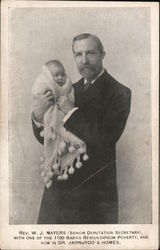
[80,69,96,81]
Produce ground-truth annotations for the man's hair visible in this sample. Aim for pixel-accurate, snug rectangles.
[72,33,105,55]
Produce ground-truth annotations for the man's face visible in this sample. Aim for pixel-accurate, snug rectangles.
[73,37,104,81]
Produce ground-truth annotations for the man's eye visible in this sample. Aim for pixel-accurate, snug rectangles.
[75,53,81,57]
[88,51,95,55]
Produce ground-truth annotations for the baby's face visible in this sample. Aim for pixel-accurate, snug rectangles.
[50,65,66,87]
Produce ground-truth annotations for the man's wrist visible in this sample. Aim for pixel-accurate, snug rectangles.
[32,110,44,123]
[32,112,44,127]
[63,107,78,123]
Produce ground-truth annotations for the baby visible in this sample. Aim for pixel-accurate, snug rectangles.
[46,60,66,87]
[32,60,74,105]
[32,60,88,188]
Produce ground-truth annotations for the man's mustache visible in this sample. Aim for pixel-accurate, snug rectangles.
[80,64,94,70]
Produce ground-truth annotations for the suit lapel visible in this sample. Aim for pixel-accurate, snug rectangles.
[74,70,109,107]
[74,79,84,107]
[83,83,101,105]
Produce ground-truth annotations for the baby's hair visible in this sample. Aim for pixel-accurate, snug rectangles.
[45,60,65,71]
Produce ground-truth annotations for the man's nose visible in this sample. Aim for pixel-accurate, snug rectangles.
[82,53,88,64]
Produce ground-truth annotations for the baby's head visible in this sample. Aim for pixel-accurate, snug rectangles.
[45,60,66,87]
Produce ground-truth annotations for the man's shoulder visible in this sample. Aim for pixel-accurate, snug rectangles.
[104,71,131,96]
[73,78,84,87]
[72,71,131,96]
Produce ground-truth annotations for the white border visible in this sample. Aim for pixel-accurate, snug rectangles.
[0,1,159,250]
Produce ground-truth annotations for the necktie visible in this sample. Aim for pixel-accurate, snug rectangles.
[84,81,92,91]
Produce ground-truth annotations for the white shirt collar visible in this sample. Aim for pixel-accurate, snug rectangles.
[84,68,105,85]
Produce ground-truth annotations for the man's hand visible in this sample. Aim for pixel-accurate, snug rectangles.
[33,90,54,123]
[57,96,74,115]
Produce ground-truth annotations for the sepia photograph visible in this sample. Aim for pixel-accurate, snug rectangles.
[0,1,159,250]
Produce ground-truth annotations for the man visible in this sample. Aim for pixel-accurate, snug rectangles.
[32,33,131,224]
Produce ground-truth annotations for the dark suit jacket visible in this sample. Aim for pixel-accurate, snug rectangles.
[32,70,131,224]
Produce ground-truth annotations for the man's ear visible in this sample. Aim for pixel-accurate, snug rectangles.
[102,51,106,59]
[73,53,76,60]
